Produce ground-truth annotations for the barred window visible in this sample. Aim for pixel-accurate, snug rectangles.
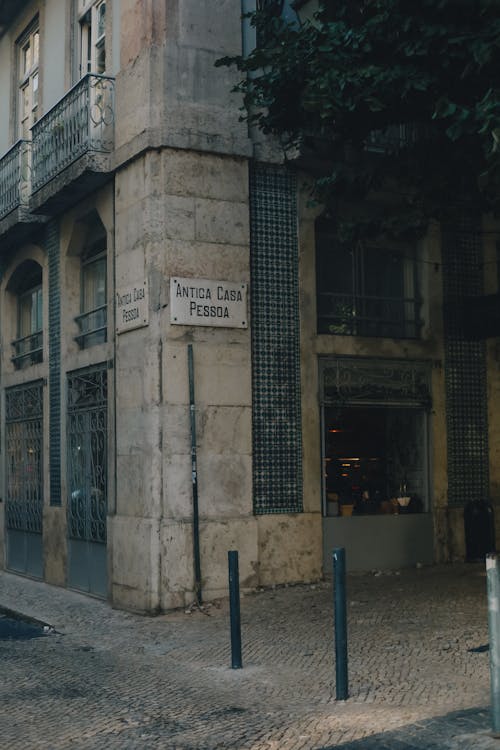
[316,224,421,339]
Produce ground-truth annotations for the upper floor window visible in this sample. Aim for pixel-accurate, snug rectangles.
[78,0,106,76]
[10,260,43,368]
[254,0,299,46]
[316,223,421,338]
[75,243,107,348]
[17,21,39,139]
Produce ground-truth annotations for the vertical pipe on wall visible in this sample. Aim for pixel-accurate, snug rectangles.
[188,344,202,605]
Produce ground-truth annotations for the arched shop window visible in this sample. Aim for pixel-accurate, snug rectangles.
[320,358,431,518]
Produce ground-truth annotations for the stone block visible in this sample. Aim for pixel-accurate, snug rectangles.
[110,515,160,613]
[160,240,250,281]
[116,406,159,456]
[116,340,161,408]
[197,453,253,518]
[114,249,146,289]
[163,454,193,519]
[162,195,196,241]
[162,342,251,407]
[115,454,156,518]
[197,405,252,456]
[115,157,150,212]
[194,198,249,246]
[177,0,241,54]
[198,517,259,594]
[160,103,251,157]
[257,513,322,586]
[160,520,194,610]
[167,46,240,107]
[163,405,190,456]
[42,506,67,587]
[161,151,248,203]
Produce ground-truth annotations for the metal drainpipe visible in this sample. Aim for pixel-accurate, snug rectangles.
[188,344,202,605]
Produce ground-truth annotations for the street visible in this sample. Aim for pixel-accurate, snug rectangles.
[0,563,496,749]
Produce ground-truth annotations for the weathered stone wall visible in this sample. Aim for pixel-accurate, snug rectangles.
[113,148,254,611]
[114,0,250,165]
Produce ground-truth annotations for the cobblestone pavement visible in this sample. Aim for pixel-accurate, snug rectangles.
[0,563,497,749]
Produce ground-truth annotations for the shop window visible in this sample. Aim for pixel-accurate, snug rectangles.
[324,406,428,517]
[78,0,106,76]
[75,244,107,348]
[316,223,421,338]
[10,260,43,368]
[17,20,39,139]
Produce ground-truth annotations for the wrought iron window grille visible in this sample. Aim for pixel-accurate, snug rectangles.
[5,380,44,534]
[67,365,107,545]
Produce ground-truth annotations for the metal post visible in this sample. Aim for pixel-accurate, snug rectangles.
[188,344,202,605]
[487,553,500,735]
[228,550,242,669]
[333,547,349,700]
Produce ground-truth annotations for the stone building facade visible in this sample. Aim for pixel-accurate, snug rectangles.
[0,0,498,613]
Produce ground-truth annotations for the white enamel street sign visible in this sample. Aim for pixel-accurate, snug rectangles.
[170,277,248,329]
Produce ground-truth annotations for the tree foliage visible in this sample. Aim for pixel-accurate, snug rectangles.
[217,0,500,241]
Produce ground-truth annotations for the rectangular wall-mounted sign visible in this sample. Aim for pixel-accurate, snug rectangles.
[170,277,248,329]
[116,280,149,334]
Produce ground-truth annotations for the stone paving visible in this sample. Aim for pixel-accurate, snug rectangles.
[0,563,498,749]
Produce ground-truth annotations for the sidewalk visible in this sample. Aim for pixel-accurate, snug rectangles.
[0,563,497,749]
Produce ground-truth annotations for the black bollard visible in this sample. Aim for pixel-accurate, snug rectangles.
[333,547,349,700]
[228,550,242,669]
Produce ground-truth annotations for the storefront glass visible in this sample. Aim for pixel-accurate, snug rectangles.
[324,406,428,517]
[320,357,431,519]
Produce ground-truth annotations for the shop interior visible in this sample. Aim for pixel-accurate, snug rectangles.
[324,406,427,517]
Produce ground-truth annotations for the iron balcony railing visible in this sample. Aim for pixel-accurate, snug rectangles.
[0,140,31,220]
[74,305,107,348]
[11,330,43,368]
[317,292,421,339]
[31,74,114,193]
[365,123,432,153]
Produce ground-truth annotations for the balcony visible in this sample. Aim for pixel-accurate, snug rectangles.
[75,305,107,348]
[0,140,46,247]
[317,292,422,339]
[11,331,43,369]
[31,74,115,214]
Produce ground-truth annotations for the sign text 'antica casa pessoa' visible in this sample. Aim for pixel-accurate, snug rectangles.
[170,277,248,329]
